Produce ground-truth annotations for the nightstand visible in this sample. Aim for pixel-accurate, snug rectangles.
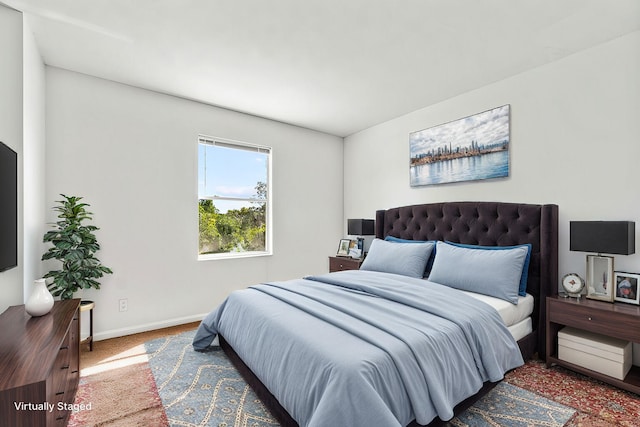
[329,256,363,272]
[546,295,640,394]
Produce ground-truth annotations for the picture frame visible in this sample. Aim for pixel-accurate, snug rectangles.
[409,104,510,186]
[348,247,362,259]
[614,271,640,305]
[586,255,614,302]
[337,239,354,257]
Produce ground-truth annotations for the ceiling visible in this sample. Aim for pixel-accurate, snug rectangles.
[5,0,640,137]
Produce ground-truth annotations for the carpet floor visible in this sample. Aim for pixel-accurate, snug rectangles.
[69,324,640,426]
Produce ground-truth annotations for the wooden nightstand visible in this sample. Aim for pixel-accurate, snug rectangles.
[546,295,640,394]
[329,256,363,272]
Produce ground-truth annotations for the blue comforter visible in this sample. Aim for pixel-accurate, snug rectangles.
[193,270,523,427]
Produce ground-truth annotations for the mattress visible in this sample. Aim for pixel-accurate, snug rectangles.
[460,291,534,340]
[460,291,534,326]
[507,317,532,341]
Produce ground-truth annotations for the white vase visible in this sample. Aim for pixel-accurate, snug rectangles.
[25,279,54,317]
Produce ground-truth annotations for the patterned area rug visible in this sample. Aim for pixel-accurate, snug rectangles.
[505,360,640,426]
[448,382,574,426]
[145,330,577,427]
[145,330,277,426]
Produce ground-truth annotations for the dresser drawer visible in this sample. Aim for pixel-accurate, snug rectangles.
[50,332,72,401]
[548,298,640,342]
[329,256,362,272]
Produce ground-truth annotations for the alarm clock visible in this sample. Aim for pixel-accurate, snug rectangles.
[561,273,585,297]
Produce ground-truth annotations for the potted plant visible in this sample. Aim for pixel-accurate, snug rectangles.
[42,194,113,300]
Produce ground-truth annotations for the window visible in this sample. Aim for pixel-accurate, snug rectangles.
[198,135,271,258]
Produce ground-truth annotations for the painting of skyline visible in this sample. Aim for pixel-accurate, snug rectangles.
[410,105,510,186]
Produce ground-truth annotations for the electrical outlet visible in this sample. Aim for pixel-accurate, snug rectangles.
[119,298,128,312]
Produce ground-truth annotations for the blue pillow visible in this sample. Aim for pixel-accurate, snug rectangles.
[384,236,427,244]
[361,238,435,278]
[384,236,438,276]
[428,241,528,304]
[446,241,532,296]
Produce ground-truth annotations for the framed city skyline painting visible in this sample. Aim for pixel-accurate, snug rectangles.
[409,105,510,186]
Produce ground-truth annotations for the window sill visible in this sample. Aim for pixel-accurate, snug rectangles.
[198,251,272,261]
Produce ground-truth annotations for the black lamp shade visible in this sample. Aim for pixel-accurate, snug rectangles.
[570,221,635,255]
[348,219,375,236]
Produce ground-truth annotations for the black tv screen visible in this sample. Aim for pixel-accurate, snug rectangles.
[0,141,17,272]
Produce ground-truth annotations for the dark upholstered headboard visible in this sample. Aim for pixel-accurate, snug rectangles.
[375,201,558,358]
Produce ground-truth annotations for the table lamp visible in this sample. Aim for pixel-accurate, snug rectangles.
[570,221,635,301]
[347,219,375,258]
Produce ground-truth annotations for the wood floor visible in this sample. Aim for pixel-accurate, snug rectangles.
[80,322,200,369]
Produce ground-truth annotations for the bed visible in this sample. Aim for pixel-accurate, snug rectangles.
[193,201,558,427]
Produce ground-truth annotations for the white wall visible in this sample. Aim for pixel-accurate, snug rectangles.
[0,7,46,314]
[0,5,23,311]
[345,31,640,280]
[45,67,344,339]
[344,31,640,363]
[22,17,47,302]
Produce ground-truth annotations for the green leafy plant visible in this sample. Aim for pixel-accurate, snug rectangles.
[198,181,267,254]
[42,194,113,299]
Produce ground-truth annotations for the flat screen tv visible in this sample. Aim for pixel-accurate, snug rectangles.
[0,140,17,272]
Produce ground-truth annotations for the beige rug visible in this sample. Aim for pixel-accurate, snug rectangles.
[68,363,168,426]
[67,323,197,426]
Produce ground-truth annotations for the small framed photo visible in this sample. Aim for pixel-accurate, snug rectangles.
[586,255,614,302]
[348,246,362,259]
[614,272,640,305]
[337,239,353,257]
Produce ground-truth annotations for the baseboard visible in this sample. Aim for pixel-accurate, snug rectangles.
[94,313,207,341]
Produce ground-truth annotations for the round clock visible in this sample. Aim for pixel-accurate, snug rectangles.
[561,273,585,296]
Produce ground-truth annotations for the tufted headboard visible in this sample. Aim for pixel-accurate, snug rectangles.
[375,201,558,359]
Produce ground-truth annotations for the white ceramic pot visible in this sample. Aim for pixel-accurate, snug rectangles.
[25,279,54,317]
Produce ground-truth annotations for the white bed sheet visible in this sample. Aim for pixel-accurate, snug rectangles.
[459,291,533,327]
[506,317,532,341]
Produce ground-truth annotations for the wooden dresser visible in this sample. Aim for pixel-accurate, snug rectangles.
[0,299,80,426]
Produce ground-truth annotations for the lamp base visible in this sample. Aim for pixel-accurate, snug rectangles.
[564,292,582,300]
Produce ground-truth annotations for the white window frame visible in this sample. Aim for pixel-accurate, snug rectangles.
[198,135,272,260]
